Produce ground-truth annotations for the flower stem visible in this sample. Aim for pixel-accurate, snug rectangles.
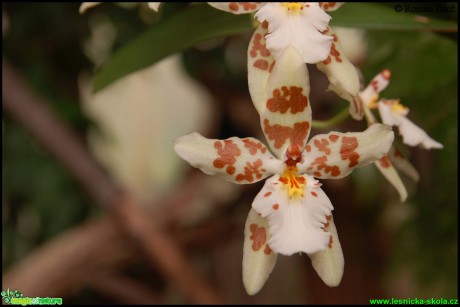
[311,107,350,129]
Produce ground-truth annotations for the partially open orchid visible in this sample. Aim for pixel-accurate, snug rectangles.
[209,2,343,63]
[174,46,394,294]
[357,69,441,201]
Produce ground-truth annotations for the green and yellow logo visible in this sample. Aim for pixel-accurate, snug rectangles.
[1,289,62,306]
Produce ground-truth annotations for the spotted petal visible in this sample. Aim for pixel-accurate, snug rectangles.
[389,146,420,182]
[375,155,408,202]
[359,69,391,107]
[260,46,312,159]
[243,208,278,295]
[319,2,345,12]
[174,133,283,184]
[299,123,394,179]
[378,102,443,149]
[317,28,361,118]
[248,22,275,115]
[207,2,261,14]
[308,215,344,287]
[252,175,333,256]
[256,3,333,63]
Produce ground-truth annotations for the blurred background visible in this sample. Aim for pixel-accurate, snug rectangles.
[2,2,458,304]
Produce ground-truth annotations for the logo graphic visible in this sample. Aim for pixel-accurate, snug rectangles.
[1,289,23,304]
[1,288,63,305]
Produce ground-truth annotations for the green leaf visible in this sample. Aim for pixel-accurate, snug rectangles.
[329,3,458,32]
[93,3,253,92]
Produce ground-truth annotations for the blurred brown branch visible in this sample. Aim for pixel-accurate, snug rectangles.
[2,58,222,304]
[2,217,133,299]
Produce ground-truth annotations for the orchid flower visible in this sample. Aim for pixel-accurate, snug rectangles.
[79,2,161,14]
[174,46,394,294]
[357,69,441,201]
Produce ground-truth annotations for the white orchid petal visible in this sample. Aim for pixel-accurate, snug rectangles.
[147,2,161,11]
[256,3,333,63]
[252,175,333,256]
[398,116,443,149]
[243,208,278,295]
[374,155,408,202]
[299,124,394,179]
[174,133,283,184]
[208,2,261,14]
[79,2,101,14]
[377,101,401,126]
[308,216,344,287]
[260,46,312,159]
[378,102,443,150]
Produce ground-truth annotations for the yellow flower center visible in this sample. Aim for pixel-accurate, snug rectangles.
[282,2,304,13]
[279,166,305,199]
[389,99,409,115]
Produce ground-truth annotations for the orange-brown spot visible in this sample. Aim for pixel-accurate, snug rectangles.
[322,36,342,65]
[272,204,279,210]
[264,244,272,255]
[261,20,269,29]
[236,159,264,183]
[290,122,310,148]
[253,59,269,70]
[394,148,404,159]
[263,119,291,149]
[319,2,337,11]
[264,192,272,197]
[243,138,267,155]
[314,138,331,155]
[250,33,271,58]
[266,86,309,114]
[249,224,266,251]
[328,134,339,142]
[279,176,288,184]
[228,2,239,11]
[340,136,360,168]
[323,215,332,231]
[309,155,341,178]
[305,144,311,152]
[371,79,379,91]
[213,140,241,175]
[311,191,318,197]
[227,165,236,175]
[328,235,333,249]
[382,69,391,80]
[378,155,391,168]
